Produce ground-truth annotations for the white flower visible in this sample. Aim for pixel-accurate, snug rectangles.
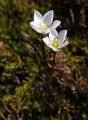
[30,10,61,34]
[42,29,68,51]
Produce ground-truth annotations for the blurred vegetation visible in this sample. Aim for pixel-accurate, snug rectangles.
[0,0,88,120]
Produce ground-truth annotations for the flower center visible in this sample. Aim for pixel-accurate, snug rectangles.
[52,38,61,48]
[39,22,48,30]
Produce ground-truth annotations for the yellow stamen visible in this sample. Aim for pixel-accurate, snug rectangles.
[39,23,48,30]
[52,38,61,48]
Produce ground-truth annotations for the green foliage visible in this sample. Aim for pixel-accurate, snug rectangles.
[0,0,88,120]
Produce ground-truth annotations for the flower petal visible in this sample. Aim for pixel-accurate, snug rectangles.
[30,22,43,33]
[42,37,51,47]
[43,28,50,34]
[43,10,53,25]
[58,41,68,49]
[49,32,55,41]
[50,20,61,29]
[49,29,58,40]
[34,10,43,24]
[50,46,59,51]
[58,30,67,43]
[42,37,59,51]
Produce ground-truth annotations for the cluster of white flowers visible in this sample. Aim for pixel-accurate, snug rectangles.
[30,10,68,51]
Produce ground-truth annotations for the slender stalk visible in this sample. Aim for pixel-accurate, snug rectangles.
[23,33,49,80]
[32,44,42,58]
[47,52,56,82]
[41,39,48,67]
[52,52,56,70]
[34,50,45,80]
[24,35,48,67]
[23,33,42,59]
